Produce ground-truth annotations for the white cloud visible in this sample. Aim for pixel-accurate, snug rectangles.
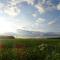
[11,0,35,5]
[48,20,55,25]
[31,29,46,32]
[45,0,56,11]
[0,3,4,9]
[10,0,23,6]
[0,0,21,17]
[35,0,56,13]
[47,0,52,6]
[36,18,45,24]
[35,4,45,13]
[34,18,46,32]
[57,3,60,10]
[32,13,37,17]
[42,0,47,4]
[0,3,5,13]
[24,0,34,5]
[4,6,20,16]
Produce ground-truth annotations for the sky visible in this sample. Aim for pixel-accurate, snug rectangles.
[0,0,60,34]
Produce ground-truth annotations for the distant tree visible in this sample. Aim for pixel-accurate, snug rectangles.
[0,36,15,39]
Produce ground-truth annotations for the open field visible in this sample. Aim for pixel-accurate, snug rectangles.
[0,38,60,60]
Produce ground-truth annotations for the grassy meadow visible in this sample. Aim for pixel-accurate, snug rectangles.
[0,38,60,60]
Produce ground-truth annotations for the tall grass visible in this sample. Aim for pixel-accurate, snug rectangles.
[0,38,60,60]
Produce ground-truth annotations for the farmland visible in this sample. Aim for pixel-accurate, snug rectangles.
[0,38,60,60]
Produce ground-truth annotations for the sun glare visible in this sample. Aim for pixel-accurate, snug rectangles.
[0,16,16,34]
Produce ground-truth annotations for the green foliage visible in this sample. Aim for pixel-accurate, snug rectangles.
[0,38,60,60]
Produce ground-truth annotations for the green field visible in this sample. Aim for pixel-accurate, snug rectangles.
[0,38,60,60]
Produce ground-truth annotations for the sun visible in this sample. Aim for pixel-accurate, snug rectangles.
[0,16,16,34]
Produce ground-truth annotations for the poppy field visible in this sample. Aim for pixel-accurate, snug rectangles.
[0,38,60,60]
